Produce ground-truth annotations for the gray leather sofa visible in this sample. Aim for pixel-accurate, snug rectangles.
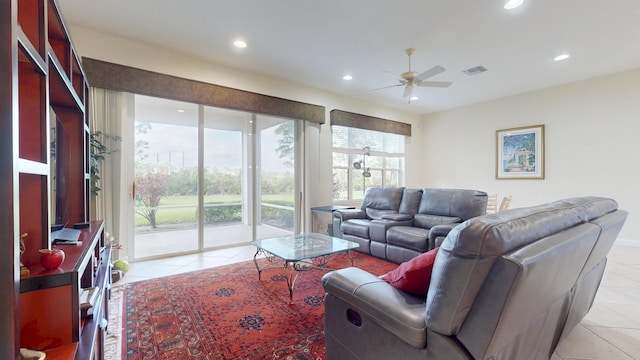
[333,187,488,263]
[322,197,627,360]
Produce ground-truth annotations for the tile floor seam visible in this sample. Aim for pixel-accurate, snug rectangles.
[581,324,638,360]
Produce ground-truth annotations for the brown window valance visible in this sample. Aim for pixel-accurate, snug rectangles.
[330,109,411,136]
[82,57,325,124]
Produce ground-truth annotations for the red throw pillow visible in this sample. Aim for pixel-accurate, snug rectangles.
[381,247,440,296]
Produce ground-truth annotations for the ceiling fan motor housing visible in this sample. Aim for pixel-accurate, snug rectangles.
[401,71,420,82]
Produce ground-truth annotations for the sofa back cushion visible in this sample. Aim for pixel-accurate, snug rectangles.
[398,188,423,216]
[457,223,600,359]
[360,187,405,219]
[559,209,628,342]
[461,207,626,359]
[424,197,619,337]
[418,188,488,221]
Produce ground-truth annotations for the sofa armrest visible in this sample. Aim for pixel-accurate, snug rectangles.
[322,267,428,348]
[333,209,367,238]
[428,223,459,249]
[333,209,367,221]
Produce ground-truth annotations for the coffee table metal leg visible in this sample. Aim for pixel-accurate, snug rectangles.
[284,261,300,302]
[347,250,354,266]
[253,247,263,280]
[252,246,355,302]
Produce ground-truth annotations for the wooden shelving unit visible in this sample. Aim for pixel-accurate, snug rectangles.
[1,0,109,359]
[20,221,111,360]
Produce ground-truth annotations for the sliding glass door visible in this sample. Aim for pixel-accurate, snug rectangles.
[130,96,299,260]
[256,115,296,240]
[202,107,250,248]
[133,96,199,258]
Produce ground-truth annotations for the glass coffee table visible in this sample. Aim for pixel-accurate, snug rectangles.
[251,233,360,301]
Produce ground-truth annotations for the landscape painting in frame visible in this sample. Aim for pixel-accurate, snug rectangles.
[496,124,545,179]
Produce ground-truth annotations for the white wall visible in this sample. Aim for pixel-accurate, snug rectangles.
[422,68,640,242]
[67,26,424,214]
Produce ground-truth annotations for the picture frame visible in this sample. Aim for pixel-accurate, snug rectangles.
[496,124,545,179]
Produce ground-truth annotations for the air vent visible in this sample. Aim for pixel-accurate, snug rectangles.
[463,66,488,76]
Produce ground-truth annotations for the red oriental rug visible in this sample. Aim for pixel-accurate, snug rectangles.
[122,252,397,359]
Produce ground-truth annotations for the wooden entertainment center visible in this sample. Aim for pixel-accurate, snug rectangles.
[1,0,111,359]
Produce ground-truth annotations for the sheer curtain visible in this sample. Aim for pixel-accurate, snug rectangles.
[89,88,134,260]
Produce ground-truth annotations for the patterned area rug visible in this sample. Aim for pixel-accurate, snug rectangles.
[106,286,124,359]
[123,252,397,359]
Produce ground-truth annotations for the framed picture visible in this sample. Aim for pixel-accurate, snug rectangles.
[496,124,545,179]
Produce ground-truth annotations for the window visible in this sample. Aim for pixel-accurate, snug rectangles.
[332,126,405,201]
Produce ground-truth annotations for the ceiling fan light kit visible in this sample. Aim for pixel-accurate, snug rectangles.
[372,48,452,101]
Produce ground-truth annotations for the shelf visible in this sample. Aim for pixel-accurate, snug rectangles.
[47,0,70,80]
[77,245,112,360]
[19,173,48,268]
[17,27,47,75]
[5,0,98,358]
[17,158,49,175]
[18,49,47,163]
[49,49,84,111]
[71,51,86,104]
[45,343,79,360]
[18,0,45,58]
[19,222,107,356]
[20,221,104,281]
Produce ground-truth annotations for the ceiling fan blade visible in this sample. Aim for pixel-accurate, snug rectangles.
[381,71,405,82]
[415,65,446,81]
[403,83,414,98]
[370,83,404,91]
[416,80,452,88]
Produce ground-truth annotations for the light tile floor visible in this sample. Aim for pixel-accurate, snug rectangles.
[115,243,640,359]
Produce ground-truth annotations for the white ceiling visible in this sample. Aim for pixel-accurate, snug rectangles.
[57,0,640,115]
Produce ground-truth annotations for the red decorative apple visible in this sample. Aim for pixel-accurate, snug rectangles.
[39,248,65,269]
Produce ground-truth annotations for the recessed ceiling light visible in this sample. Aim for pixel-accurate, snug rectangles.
[504,0,524,9]
[233,40,247,49]
[342,75,353,80]
[554,54,570,61]
[177,109,185,113]
[410,96,419,101]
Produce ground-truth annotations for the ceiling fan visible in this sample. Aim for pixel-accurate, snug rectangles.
[373,48,452,99]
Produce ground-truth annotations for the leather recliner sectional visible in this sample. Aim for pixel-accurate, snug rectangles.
[332,187,488,264]
[322,197,628,359]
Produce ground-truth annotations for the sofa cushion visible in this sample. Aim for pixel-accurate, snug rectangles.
[419,188,487,221]
[381,213,413,221]
[399,188,423,216]
[381,247,440,296]
[341,219,372,238]
[366,208,398,220]
[413,214,461,229]
[387,226,431,253]
[360,187,405,217]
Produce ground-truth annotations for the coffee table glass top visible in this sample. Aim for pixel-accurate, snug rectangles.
[251,233,359,261]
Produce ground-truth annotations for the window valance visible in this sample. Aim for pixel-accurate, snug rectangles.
[329,109,411,136]
[82,57,325,124]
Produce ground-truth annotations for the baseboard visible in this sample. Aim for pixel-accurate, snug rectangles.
[615,238,640,247]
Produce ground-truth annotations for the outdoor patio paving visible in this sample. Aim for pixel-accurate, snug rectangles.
[133,223,292,260]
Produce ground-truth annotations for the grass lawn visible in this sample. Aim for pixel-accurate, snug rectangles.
[135,194,294,226]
